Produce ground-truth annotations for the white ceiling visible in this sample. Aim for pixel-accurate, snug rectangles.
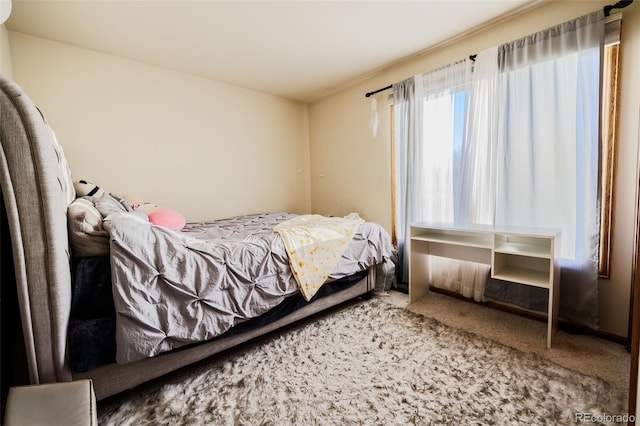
[6,0,541,102]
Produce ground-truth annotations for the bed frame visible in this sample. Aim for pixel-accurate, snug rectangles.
[0,75,376,400]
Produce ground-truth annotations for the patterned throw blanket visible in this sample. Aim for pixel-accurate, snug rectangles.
[274,214,364,301]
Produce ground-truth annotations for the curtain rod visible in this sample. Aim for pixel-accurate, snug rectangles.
[364,52,477,98]
[364,0,633,98]
[365,85,392,98]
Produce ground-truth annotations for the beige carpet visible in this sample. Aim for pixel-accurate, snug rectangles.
[379,290,630,394]
[99,298,626,425]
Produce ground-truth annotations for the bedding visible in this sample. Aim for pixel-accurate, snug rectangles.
[0,74,394,399]
[87,194,391,364]
[68,256,369,371]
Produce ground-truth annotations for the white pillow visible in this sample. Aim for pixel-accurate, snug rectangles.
[67,198,109,257]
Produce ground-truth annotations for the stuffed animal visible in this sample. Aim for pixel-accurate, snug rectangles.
[73,180,105,198]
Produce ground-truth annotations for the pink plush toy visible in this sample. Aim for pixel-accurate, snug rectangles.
[130,201,186,231]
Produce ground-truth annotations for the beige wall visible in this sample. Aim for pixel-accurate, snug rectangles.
[6,2,639,337]
[8,32,311,222]
[0,24,11,77]
[309,0,640,338]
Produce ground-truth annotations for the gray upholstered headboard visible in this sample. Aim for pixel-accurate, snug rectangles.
[0,75,75,385]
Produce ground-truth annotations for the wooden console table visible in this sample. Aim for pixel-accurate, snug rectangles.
[409,223,560,348]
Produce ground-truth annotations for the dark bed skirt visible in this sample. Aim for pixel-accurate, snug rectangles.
[69,256,368,371]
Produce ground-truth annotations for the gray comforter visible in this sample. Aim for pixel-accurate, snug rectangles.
[95,196,391,364]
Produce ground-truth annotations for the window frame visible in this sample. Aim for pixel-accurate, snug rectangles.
[599,42,621,278]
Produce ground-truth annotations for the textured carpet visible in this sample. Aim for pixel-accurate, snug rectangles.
[98,299,626,425]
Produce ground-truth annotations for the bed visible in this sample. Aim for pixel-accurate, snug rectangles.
[0,75,393,400]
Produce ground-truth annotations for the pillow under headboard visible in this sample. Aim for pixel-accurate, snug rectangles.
[68,197,109,257]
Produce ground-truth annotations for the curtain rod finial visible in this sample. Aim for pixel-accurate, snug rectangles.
[604,0,633,17]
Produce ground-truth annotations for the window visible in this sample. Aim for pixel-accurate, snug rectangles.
[390,15,622,280]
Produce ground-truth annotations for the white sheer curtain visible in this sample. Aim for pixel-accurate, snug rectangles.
[493,11,604,326]
[394,10,604,326]
[419,60,472,224]
[458,46,500,225]
[393,60,471,283]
